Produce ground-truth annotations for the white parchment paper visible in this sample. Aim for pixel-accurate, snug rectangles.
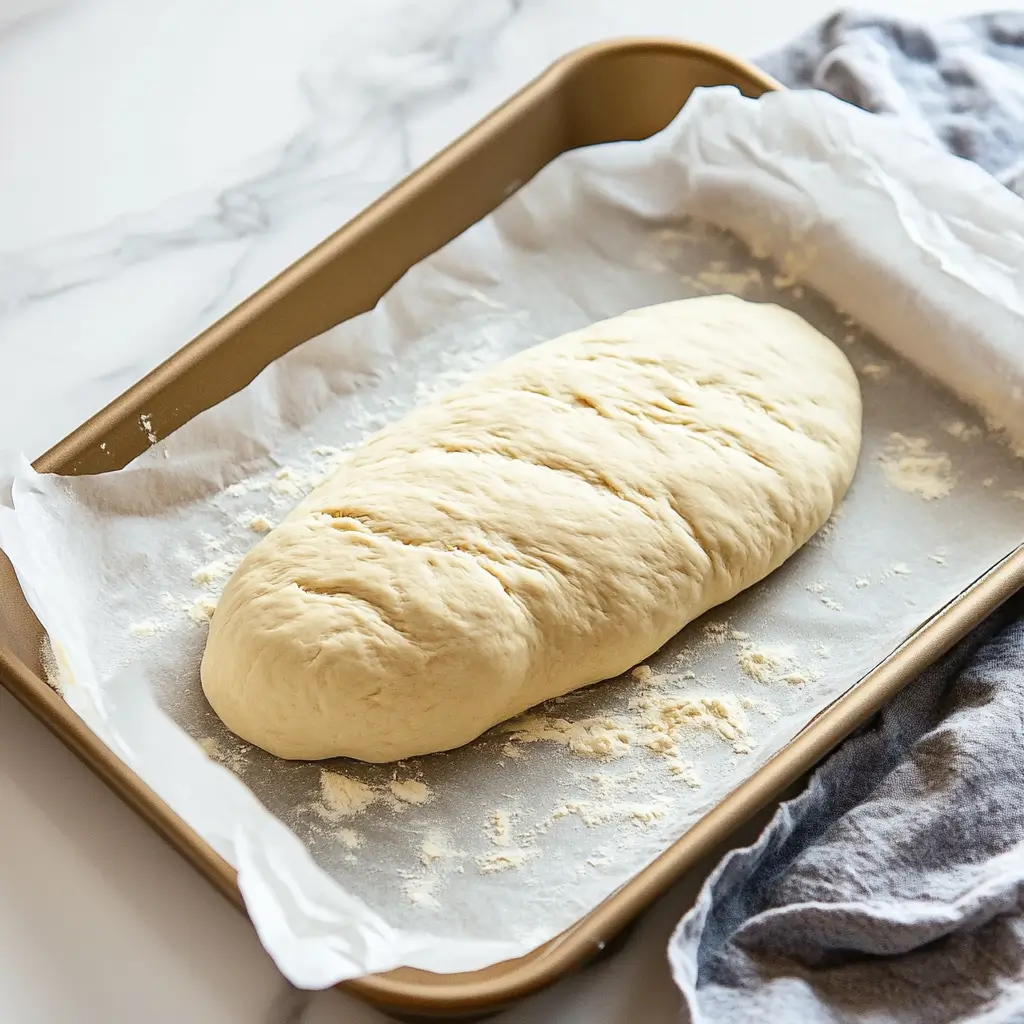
[3,88,1024,989]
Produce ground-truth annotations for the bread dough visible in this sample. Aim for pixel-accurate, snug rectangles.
[201,296,861,762]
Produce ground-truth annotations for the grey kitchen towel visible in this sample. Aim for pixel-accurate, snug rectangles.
[760,9,1024,195]
[669,12,1024,1023]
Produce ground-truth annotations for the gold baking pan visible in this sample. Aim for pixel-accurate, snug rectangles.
[3,37,1024,1020]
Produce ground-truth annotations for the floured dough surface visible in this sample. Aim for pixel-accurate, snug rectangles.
[201,296,861,762]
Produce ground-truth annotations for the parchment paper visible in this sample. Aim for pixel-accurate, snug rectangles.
[3,87,1024,989]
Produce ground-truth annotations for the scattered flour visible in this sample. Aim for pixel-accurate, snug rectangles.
[140,413,158,444]
[310,775,436,820]
[861,362,890,382]
[190,558,237,586]
[551,800,668,829]
[199,531,223,552]
[389,779,433,806]
[783,672,812,685]
[401,876,440,908]
[633,692,749,754]
[944,419,982,441]
[224,478,269,497]
[821,597,843,612]
[628,804,669,825]
[702,621,730,645]
[584,765,651,797]
[689,266,763,295]
[129,621,159,637]
[339,828,363,850]
[736,644,794,684]
[666,759,703,787]
[270,467,308,498]
[197,736,249,773]
[854,578,870,589]
[238,511,274,533]
[477,849,535,874]
[186,596,218,623]
[809,512,841,547]
[488,810,512,847]
[768,246,817,291]
[504,674,762,770]
[503,715,634,761]
[316,771,377,820]
[420,838,447,866]
[877,433,955,500]
[222,458,346,506]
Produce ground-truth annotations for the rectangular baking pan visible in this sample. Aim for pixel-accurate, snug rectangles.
[4,37,1024,1020]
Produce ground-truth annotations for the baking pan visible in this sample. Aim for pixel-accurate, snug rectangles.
[4,37,1024,1019]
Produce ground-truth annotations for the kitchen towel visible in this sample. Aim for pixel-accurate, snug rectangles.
[760,9,1024,194]
[670,11,1024,1023]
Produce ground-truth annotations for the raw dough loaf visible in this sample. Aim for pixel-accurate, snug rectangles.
[201,296,861,762]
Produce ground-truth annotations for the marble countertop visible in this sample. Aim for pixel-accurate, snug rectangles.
[0,1,1004,1021]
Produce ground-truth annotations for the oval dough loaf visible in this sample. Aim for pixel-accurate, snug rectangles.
[201,296,861,762]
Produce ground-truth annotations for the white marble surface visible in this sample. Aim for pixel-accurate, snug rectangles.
[0,1,1008,1021]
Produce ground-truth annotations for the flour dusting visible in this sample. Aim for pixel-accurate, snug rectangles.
[877,433,954,500]
[736,644,795,684]
[186,596,218,623]
[317,771,377,820]
[190,558,237,586]
[139,413,158,444]
[339,829,363,850]
[945,419,982,441]
[632,692,749,753]
[238,512,274,533]
[861,362,890,382]
[477,849,535,874]
[389,779,433,806]
[488,810,512,848]
[503,715,634,761]
[198,736,250,773]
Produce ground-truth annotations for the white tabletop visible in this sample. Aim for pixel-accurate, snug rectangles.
[0,1,1005,1021]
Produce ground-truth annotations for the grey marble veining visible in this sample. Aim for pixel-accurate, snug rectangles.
[0,0,875,459]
